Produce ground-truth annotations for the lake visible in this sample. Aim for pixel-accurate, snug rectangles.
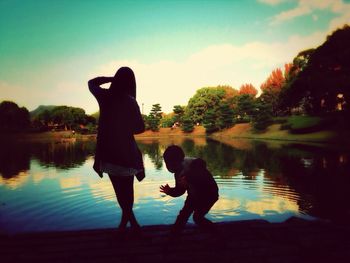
[1,136,350,234]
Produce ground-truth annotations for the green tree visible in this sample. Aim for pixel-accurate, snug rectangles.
[203,109,218,133]
[186,86,238,124]
[142,114,150,130]
[0,101,30,132]
[217,103,234,129]
[234,94,255,122]
[181,114,194,133]
[280,25,350,116]
[160,113,175,128]
[173,105,185,124]
[252,98,273,131]
[148,103,162,131]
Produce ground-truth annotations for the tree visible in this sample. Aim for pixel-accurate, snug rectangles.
[160,113,175,128]
[217,103,234,129]
[239,84,258,97]
[251,98,273,131]
[260,64,292,116]
[181,114,194,133]
[32,105,92,131]
[279,49,315,114]
[280,25,350,116]
[186,86,238,124]
[173,105,185,124]
[233,94,255,122]
[148,103,162,131]
[0,101,30,132]
[202,109,217,133]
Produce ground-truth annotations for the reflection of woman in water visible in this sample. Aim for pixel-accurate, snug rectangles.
[88,67,145,234]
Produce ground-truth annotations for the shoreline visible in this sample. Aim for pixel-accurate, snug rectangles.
[2,218,350,262]
[1,123,347,145]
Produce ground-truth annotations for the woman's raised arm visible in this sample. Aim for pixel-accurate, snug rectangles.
[88,77,114,97]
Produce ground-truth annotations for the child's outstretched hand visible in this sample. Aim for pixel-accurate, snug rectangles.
[160,184,171,195]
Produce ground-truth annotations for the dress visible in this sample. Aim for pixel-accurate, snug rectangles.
[89,85,145,177]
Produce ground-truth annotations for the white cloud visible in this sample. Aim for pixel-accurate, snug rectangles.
[1,28,329,115]
[92,30,326,114]
[269,0,350,26]
[0,81,42,110]
[257,0,286,5]
[270,4,311,25]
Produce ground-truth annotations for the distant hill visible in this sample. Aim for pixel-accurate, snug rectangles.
[30,105,57,118]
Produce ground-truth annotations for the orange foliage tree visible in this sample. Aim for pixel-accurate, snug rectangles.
[239,84,258,97]
[260,63,293,115]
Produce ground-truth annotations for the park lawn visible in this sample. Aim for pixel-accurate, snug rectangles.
[286,115,322,130]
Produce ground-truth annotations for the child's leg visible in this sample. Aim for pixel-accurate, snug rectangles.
[172,197,194,234]
[192,198,217,230]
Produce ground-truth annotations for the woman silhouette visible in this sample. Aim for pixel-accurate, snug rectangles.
[88,67,145,234]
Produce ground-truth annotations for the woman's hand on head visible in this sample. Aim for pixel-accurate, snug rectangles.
[95,76,114,83]
[88,76,114,87]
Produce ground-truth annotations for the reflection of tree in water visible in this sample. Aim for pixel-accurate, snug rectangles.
[137,137,350,222]
[183,138,237,177]
[278,144,350,223]
[0,141,30,178]
[31,141,95,169]
[0,140,96,180]
[137,141,163,170]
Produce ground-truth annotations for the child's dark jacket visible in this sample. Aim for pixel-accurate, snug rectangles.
[168,157,219,205]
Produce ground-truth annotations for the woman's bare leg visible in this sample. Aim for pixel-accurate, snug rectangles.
[109,174,139,230]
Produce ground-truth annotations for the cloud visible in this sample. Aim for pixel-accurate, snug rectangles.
[269,0,350,26]
[257,0,286,5]
[2,27,328,115]
[92,30,326,114]
[0,81,43,110]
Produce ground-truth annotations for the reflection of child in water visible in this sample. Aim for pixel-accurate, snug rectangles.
[160,145,219,235]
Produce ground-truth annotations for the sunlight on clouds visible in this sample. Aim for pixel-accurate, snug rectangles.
[211,198,240,216]
[257,0,286,5]
[32,173,45,185]
[59,177,82,189]
[269,0,350,26]
[245,197,299,215]
[0,171,29,190]
[0,81,39,110]
[93,31,326,114]
[270,5,311,25]
[89,179,116,202]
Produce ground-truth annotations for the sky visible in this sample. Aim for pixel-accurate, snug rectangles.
[1,0,350,115]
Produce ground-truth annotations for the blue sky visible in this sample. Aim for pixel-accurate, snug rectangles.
[1,0,350,114]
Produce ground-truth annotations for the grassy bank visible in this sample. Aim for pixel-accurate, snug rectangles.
[211,123,340,143]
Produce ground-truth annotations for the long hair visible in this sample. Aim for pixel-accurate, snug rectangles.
[109,67,136,98]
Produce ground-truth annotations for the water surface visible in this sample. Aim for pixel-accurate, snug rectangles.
[1,137,350,234]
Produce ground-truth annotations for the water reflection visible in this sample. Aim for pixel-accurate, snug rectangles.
[1,137,350,233]
[0,140,96,179]
[136,138,350,222]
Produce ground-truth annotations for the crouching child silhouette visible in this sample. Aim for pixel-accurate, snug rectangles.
[160,145,219,236]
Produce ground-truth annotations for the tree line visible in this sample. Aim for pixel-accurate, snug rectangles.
[0,102,96,133]
[143,24,350,133]
[2,24,349,134]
